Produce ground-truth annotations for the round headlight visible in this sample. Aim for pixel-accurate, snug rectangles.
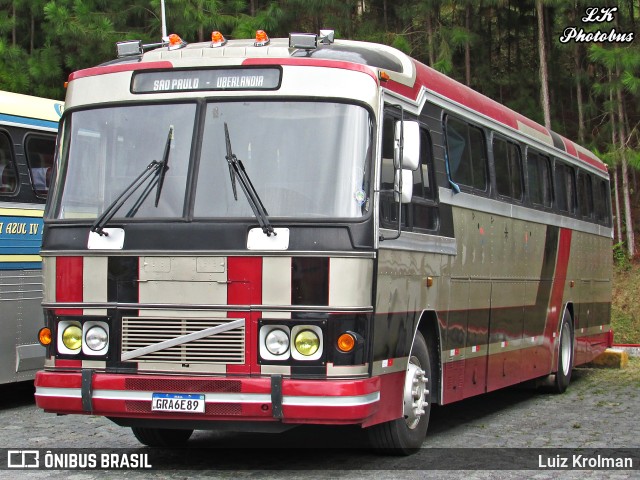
[294,330,320,357]
[85,326,109,351]
[265,328,289,356]
[62,325,82,351]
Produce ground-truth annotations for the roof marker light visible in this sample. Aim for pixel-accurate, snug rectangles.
[211,31,227,47]
[379,70,390,82]
[255,30,270,47]
[166,33,187,51]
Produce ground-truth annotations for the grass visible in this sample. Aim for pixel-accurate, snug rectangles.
[611,261,640,344]
[576,357,640,388]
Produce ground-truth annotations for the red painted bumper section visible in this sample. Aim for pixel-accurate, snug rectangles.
[35,371,400,427]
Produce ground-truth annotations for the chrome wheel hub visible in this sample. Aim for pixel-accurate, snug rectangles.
[560,322,571,376]
[403,358,429,429]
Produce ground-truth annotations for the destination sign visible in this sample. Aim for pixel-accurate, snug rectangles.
[131,68,281,93]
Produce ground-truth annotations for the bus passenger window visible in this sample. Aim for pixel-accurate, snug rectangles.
[25,135,56,198]
[577,171,594,219]
[493,137,523,201]
[595,179,611,225]
[554,162,576,214]
[0,132,18,195]
[527,151,552,208]
[445,117,487,191]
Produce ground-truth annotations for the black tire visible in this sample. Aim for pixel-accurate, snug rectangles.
[131,427,193,447]
[366,330,432,455]
[551,309,574,394]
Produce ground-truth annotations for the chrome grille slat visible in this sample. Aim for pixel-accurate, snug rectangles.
[121,316,245,364]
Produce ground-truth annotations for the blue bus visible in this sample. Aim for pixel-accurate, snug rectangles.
[0,90,62,383]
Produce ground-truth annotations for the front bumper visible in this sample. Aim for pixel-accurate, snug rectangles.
[35,370,381,425]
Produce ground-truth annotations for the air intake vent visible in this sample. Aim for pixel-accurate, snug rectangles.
[122,316,245,364]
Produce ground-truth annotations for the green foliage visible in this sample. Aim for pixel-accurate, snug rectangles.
[613,242,631,271]
[612,262,640,343]
[0,0,637,174]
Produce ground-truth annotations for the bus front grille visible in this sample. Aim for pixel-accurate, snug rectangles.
[121,316,245,365]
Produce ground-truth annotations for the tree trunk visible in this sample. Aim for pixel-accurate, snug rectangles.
[616,69,635,257]
[465,3,471,86]
[30,11,35,54]
[12,1,17,47]
[426,11,435,66]
[573,19,584,142]
[383,0,388,31]
[536,0,551,129]
[609,83,622,243]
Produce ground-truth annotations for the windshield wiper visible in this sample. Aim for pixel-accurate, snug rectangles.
[90,160,161,236]
[90,125,173,236]
[224,122,275,237]
[126,125,173,217]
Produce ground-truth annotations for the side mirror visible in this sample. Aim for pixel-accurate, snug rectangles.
[394,121,420,171]
[394,169,413,204]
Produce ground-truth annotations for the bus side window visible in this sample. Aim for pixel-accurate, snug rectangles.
[379,117,437,232]
[0,132,19,195]
[409,129,438,232]
[577,171,594,219]
[379,115,399,228]
[554,161,576,214]
[595,179,611,225]
[445,116,487,192]
[493,136,523,201]
[527,151,552,208]
[25,134,56,198]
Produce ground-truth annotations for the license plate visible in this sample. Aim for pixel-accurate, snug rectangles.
[151,393,206,413]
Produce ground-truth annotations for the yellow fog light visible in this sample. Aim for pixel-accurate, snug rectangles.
[62,325,82,351]
[294,330,320,357]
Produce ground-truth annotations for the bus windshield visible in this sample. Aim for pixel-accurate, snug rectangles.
[52,101,372,221]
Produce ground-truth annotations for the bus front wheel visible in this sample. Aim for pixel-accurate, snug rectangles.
[366,330,432,455]
[131,426,193,447]
[551,310,574,394]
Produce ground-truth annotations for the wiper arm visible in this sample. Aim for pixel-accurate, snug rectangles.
[90,160,161,236]
[126,125,173,217]
[224,122,275,237]
[154,125,173,207]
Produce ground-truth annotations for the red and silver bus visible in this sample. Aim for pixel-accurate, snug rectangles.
[35,30,612,453]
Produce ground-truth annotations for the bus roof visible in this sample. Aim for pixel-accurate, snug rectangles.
[0,90,63,131]
[69,35,606,173]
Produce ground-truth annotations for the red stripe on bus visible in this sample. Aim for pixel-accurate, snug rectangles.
[386,60,607,173]
[545,228,573,351]
[562,137,578,157]
[226,256,262,374]
[55,256,83,315]
[54,359,82,369]
[577,150,607,171]
[68,61,174,82]
[242,57,379,85]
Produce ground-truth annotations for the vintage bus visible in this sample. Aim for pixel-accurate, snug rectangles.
[0,90,63,384]
[34,30,612,453]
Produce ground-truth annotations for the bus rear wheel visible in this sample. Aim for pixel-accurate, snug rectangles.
[131,426,193,447]
[366,330,432,455]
